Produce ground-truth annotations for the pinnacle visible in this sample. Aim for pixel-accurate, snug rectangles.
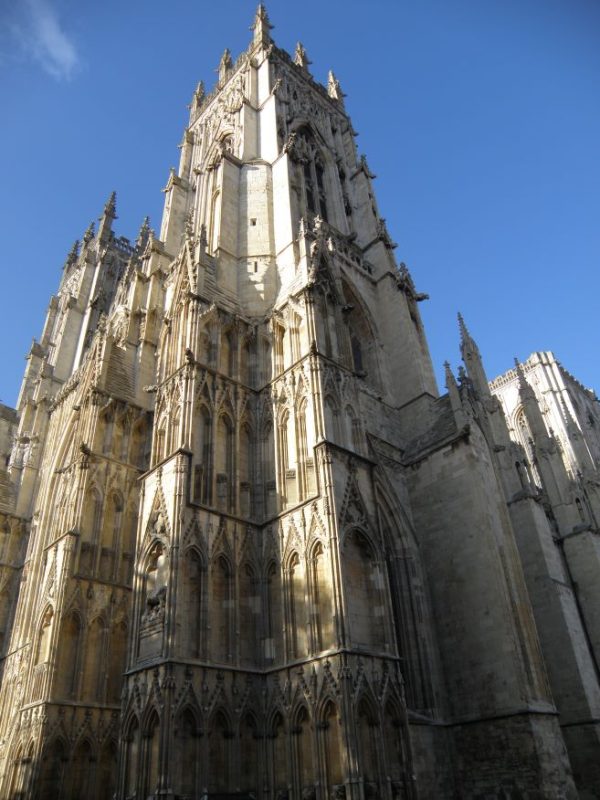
[457,311,468,339]
[327,70,345,102]
[218,49,233,82]
[103,190,117,219]
[136,216,151,249]
[64,239,79,268]
[83,221,95,244]
[252,4,273,31]
[444,360,457,387]
[514,357,531,394]
[294,42,311,70]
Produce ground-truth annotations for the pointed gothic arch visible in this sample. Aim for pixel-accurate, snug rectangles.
[210,554,233,663]
[310,539,335,652]
[342,527,386,651]
[239,561,259,666]
[293,703,314,794]
[174,706,201,798]
[207,708,232,793]
[38,737,68,799]
[66,737,96,799]
[319,699,344,790]
[98,738,118,800]
[266,559,283,664]
[142,708,161,798]
[216,411,235,512]
[375,484,436,712]
[181,546,206,658]
[239,710,260,795]
[123,715,141,799]
[341,278,382,388]
[271,709,288,794]
[81,615,107,702]
[356,695,380,788]
[54,608,83,702]
[287,551,308,658]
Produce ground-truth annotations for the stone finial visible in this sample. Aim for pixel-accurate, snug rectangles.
[445,361,467,427]
[103,190,117,220]
[136,216,151,250]
[444,361,457,389]
[82,222,95,245]
[218,49,233,83]
[63,240,79,270]
[190,80,205,113]
[294,42,311,70]
[327,70,345,103]
[251,4,273,47]
[98,191,117,242]
[457,312,470,346]
[514,357,535,401]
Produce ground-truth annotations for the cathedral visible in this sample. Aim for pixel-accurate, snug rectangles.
[1,6,600,799]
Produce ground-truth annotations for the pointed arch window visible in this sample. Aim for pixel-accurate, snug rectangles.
[266,561,282,664]
[343,530,386,650]
[288,552,308,657]
[194,405,213,505]
[36,607,54,665]
[211,556,232,663]
[311,542,334,651]
[216,414,235,511]
[175,709,200,797]
[295,127,329,222]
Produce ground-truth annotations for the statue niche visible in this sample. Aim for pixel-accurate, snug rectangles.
[139,535,169,660]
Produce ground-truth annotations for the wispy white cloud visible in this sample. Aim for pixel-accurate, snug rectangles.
[10,0,80,80]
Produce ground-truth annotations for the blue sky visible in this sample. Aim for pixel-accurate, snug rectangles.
[0,0,599,406]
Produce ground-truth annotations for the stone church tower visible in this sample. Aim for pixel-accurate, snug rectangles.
[0,6,598,799]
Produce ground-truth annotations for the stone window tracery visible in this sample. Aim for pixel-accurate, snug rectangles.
[293,127,329,223]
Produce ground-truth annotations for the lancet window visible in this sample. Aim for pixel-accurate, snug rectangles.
[81,617,106,702]
[215,414,235,511]
[175,709,199,797]
[357,699,379,788]
[296,396,309,499]
[288,552,308,657]
[240,713,259,795]
[193,405,213,505]
[294,706,314,793]
[294,127,329,222]
[124,718,140,798]
[183,549,204,658]
[56,611,81,697]
[320,701,343,789]
[239,563,258,666]
[143,711,160,798]
[208,711,231,792]
[210,556,232,662]
[271,713,288,793]
[343,530,386,650]
[311,542,334,651]
[36,606,54,665]
[266,561,283,664]
[239,422,253,516]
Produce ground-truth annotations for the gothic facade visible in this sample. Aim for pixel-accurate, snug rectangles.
[0,7,599,799]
